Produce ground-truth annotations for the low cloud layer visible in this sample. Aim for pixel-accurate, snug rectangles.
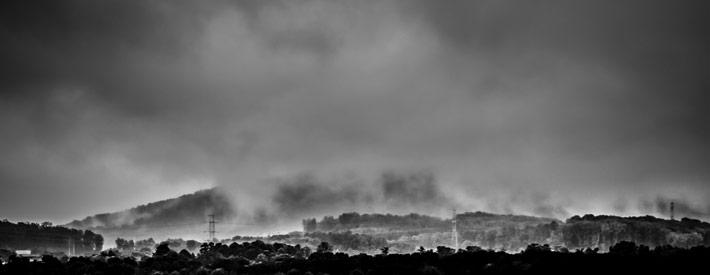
[381,171,447,208]
[271,173,373,217]
[1,0,709,224]
[268,170,452,222]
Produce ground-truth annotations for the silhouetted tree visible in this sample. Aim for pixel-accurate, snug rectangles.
[436,246,454,256]
[154,243,171,257]
[186,240,200,251]
[115,238,134,251]
[317,242,332,253]
[609,241,638,256]
[524,243,551,254]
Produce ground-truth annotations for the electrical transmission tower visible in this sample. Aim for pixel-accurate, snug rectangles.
[206,214,218,242]
[670,201,675,221]
[451,208,458,251]
[67,238,75,256]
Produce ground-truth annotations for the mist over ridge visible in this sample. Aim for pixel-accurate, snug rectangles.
[64,168,710,246]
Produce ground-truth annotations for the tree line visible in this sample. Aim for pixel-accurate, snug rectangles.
[0,219,103,255]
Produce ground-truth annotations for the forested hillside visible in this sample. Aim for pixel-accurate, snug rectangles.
[65,188,235,242]
[67,188,234,230]
[562,215,710,250]
[304,212,710,252]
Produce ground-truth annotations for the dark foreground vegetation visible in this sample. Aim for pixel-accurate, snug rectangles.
[2,240,709,275]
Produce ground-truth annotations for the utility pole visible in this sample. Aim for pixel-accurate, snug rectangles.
[207,214,218,242]
[451,208,458,251]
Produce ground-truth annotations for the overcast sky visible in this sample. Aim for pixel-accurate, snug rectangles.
[1,0,709,224]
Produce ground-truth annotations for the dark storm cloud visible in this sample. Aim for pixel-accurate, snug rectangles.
[402,0,710,155]
[0,0,212,91]
[1,0,709,225]
[402,0,710,213]
[0,0,227,221]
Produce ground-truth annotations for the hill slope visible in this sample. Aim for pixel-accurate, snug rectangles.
[66,188,235,240]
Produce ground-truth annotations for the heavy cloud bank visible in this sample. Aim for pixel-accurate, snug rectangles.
[1,0,709,225]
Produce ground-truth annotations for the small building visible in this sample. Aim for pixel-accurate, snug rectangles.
[15,250,31,256]
[15,250,42,262]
